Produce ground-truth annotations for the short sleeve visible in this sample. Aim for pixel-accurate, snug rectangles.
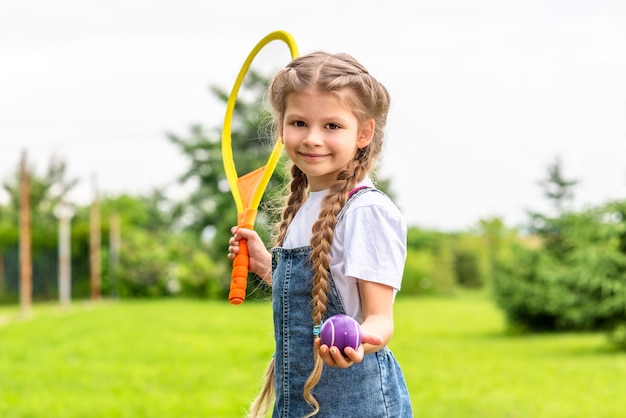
[340,193,407,291]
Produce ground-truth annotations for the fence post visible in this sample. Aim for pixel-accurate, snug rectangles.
[56,196,75,307]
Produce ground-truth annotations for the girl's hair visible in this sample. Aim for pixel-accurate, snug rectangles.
[248,51,390,418]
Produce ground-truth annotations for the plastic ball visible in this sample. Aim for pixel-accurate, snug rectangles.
[319,314,362,355]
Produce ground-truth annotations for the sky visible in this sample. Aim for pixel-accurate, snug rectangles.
[1,0,625,231]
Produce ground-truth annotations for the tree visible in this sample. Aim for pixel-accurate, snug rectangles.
[528,156,580,260]
[492,158,626,339]
[538,155,578,216]
[168,71,290,256]
[165,71,288,299]
[3,155,79,224]
[98,190,175,234]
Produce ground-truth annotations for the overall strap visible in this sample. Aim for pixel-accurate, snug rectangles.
[337,186,382,224]
[348,185,370,198]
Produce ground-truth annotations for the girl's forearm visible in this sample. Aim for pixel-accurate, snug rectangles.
[254,250,273,285]
[361,314,394,354]
[257,260,272,285]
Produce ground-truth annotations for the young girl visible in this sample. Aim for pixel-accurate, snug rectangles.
[228,51,413,418]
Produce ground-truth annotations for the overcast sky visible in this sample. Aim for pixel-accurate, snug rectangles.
[1,0,625,230]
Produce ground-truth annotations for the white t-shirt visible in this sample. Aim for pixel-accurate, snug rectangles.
[282,178,407,322]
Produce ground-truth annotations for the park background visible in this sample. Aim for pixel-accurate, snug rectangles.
[1,1,626,417]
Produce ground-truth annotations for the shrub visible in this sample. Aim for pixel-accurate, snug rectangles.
[493,203,626,334]
[175,250,228,299]
[114,229,171,298]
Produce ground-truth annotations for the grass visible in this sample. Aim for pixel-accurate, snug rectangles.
[0,293,624,417]
[0,300,274,417]
[393,294,626,417]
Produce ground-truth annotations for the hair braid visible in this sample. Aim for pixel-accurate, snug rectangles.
[274,164,308,247]
[249,167,307,418]
[302,158,363,416]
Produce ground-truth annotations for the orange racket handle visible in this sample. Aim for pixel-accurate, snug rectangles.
[229,238,249,305]
[229,219,255,305]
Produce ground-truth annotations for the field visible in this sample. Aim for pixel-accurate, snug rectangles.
[0,293,624,417]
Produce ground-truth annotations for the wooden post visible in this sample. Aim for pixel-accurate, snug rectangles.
[19,150,32,316]
[56,196,74,308]
[90,175,101,301]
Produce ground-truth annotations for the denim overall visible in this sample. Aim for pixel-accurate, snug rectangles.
[271,189,413,417]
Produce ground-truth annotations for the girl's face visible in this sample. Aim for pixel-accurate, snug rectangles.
[281,91,374,192]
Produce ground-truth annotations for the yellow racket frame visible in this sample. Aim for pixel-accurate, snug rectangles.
[222,30,299,305]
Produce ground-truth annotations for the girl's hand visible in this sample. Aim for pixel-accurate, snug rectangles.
[228,226,272,284]
[315,330,384,368]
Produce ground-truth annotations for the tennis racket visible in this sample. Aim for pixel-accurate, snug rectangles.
[222,30,299,305]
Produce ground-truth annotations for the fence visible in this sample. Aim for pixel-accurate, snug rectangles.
[0,246,92,303]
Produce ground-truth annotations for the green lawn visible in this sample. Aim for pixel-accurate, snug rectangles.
[394,294,625,417]
[0,294,624,417]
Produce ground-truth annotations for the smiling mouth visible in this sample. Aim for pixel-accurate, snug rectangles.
[300,152,328,159]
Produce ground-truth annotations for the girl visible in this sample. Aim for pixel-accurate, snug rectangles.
[228,51,413,418]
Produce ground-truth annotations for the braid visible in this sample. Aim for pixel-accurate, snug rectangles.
[302,158,363,416]
[310,157,365,318]
[274,164,308,247]
[249,166,307,418]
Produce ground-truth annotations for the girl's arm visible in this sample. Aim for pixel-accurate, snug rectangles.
[317,280,394,368]
[357,280,395,352]
[228,226,272,285]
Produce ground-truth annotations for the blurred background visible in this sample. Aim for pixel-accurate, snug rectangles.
[2,0,625,230]
[1,1,626,417]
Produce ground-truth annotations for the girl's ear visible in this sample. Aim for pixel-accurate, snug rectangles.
[357,119,375,149]
[279,124,285,144]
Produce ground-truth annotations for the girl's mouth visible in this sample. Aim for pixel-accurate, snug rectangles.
[300,152,328,160]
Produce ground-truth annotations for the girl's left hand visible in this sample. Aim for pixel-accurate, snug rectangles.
[315,330,384,368]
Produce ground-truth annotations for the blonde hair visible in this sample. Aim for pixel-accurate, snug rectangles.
[249,51,390,418]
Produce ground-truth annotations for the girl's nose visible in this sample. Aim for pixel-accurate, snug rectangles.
[302,128,323,146]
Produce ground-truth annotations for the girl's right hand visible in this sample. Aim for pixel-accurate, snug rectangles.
[316,330,384,368]
[228,226,272,284]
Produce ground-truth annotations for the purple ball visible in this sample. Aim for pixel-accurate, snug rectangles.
[319,314,362,355]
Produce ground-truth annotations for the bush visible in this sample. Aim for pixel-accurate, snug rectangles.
[493,203,626,334]
[175,250,228,299]
[402,249,437,295]
[453,247,482,288]
[113,228,233,300]
[114,229,171,298]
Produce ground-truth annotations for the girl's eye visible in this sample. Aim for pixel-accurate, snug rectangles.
[292,120,306,127]
[326,123,340,130]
